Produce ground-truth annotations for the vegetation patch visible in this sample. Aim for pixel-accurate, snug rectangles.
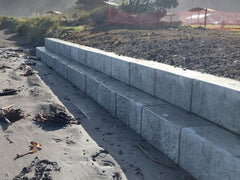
[0,15,84,46]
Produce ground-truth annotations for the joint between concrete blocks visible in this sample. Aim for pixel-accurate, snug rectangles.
[189,79,194,112]
[114,93,117,117]
[153,69,157,96]
[178,127,184,164]
[128,63,131,85]
[84,76,87,93]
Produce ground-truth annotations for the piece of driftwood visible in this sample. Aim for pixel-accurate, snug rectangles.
[15,141,42,159]
[136,144,176,169]
[23,68,35,76]
[0,65,12,69]
[34,104,79,125]
[0,89,17,96]
[0,104,24,125]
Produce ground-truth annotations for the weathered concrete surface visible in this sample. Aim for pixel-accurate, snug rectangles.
[111,55,130,84]
[70,45,87,65]
[67,66,86,93]
[43,39,240,137]
[98,83,116,116]
[86,50,112,76]
[116,89,162,134]
[130,63,155,95]
[45,38,88,65]
[142,105,211,163]
[37,39,240,180]
[180,126,240,180]
[154,70,193,111]
[192,79,240,135]
[86,76,99,102]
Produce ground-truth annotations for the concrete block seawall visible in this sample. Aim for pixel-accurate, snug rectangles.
[43,38,240,135]
[37,38,240,180]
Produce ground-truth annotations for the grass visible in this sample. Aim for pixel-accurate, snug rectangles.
[0,15,85,46]
[191,24,240,31]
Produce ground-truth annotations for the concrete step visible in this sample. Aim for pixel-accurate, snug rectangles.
[37,46,240,180]
[42,38,240,137]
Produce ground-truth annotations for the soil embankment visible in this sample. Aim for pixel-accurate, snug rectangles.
[65,26,240,81]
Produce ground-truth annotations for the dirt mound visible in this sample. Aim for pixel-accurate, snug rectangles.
[64,27,240,81]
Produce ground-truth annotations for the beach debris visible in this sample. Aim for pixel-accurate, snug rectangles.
[0,64,12,70]
[0,104,24,125]
[112,172,122,180]
[13,156,60,180]
[23,68,35,76]
[91,149,109,162]
[25,61,37,66]
[15,141,42,159]
[18,63,27,71]
[4,134,13,144]
[34,104,79,125]
[29,55,40,61]
[136,144,176,169]
[0,88,17,96]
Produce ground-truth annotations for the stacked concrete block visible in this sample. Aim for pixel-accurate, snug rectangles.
[68,66,86,93]
[37,38,240,180]
[130,63,155,95]
[111,55,130,84]
[154,70,193,111]
[98,83,116,116]
[116,89,163,134]
[180,126,240,180]
[192,79,240,135]
[142,104,211,163]
[86,50,112,76]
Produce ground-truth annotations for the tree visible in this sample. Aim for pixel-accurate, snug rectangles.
[75,0,105,10]
[121,0,178,13]
[154,0,178,10]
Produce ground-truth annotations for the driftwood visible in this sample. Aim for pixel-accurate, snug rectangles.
[0,65,12,70]
[0,89,17,96]
[15,141,42,159]
[34,104,79,125]
[0,104,24,125]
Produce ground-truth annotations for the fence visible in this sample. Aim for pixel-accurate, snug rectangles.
[107,7,240,30]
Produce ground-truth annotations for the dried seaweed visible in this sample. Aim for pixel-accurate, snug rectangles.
[13,156,60,180]
[0,89,17,96]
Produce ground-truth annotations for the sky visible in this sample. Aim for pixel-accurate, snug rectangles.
[0,0,239,16]
[176,0,240,12]
[0,0,76,16]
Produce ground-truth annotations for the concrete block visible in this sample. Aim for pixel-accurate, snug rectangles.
[142,105,211,163]
[155,70,193,111]
[116,88,162,134]
[130,63,155,95]
[116,94,142,133]
[111,56,130,84]
[47,53,56,68]
[36,47,43,58]
[87,50,112,76]
[180,126,240,180]
[192,80,240,134]
[59,43,71,59]
[86,76,99,102]
[98,83,116,116]
[45,38,56,52]
[67,67,86,92]
[71,46,87,65]
[55,59,65,76]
